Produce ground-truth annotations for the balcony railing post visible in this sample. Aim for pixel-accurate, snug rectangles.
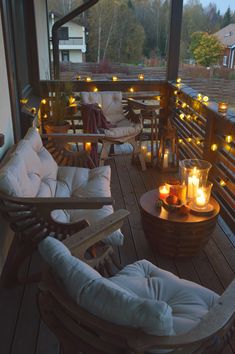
[166,0,183,81]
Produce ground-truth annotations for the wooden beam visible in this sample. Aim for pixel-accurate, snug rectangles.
[167,0,183,81]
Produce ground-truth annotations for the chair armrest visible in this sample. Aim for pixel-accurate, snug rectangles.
[128,279,235,351]
[63,209,130,258]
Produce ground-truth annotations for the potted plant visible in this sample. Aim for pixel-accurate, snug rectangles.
[42,82,77,134]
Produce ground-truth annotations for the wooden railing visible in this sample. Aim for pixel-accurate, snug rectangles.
[39,80,235,230]
[168,82,235,230]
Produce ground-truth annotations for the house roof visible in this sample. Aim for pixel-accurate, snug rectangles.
[214,23,235,47]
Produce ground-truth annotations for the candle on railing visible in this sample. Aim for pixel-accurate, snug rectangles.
[159,185,170,200]
[141,145,147,157]
[187,167,199,199]
[85,142,91,152]
[163,149,169,169]
[146,152,151,163]
[218,102,228,114]
[195,188,206,207]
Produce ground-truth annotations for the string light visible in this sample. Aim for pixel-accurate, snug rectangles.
[41,99,47,105]
[186,114,191,120]
[174,90,178,95]
[225,134,232,143]
[203,96,209,102]
[187,137,192,142]
[86,77,92,82]
[31,107,37,115]
[211,144,218,151]
[176,78,181,84]
[112,76,118,81]
[138,74,144,80]
[197,93,202,101]
[219,179,227,187]
[178,138,183,144]
[129,87,134,93]
[93,87,98,92]
[182,102,187,108]
[180,113,185,120]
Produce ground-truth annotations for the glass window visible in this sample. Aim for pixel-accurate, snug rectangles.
[180,1,235,112]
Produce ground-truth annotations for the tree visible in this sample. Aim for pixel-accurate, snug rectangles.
[87,0,145,63]
[221,7,232,28]
[189,31,205,56]
[48,0,84,15]
[192,33,224,67]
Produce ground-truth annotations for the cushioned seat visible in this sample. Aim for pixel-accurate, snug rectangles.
[81,91,145,170]
[0,128,124,246]
[39,236,219,353]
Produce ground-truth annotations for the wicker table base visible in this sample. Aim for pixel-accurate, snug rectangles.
[140,190,220,257]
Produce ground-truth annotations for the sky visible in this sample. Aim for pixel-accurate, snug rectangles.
[197,0,235,14]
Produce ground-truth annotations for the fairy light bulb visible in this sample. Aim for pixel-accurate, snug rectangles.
[180,113,185,120]
[86,77,92,82]
[174,90,178,95]
[225,134,232,143]
[203,96,209,102]
[176,78,181,84]
[93,87,98,92]
[129,87,134,93]
[186,114,191,120]
[112,76,118,81]
[220,179,227,187]
[211,144,218,151]
[41,99,47,105]
[197,93,202,101]
[178,138,183,144]
[182,102,187,108]
[187,137,192,142]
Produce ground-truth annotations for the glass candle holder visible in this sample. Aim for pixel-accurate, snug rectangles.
[194,181,213,208]
[179,159,212,200]
[218,102,228,114]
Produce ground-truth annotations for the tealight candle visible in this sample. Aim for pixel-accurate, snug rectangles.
[146,151,151,163]
[85,142,91,152]
[163,149,169,169]
[195,188,206,207]
[159,185,170,200]
[218,102,228,114]
[141,145,147,157]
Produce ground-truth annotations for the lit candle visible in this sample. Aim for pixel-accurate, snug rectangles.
[195,188,206,207]
[159,185,170,200]
[163,149,169,169]
[146,152,151,163]
[68,96,75,105]
[85,142,91,152]
[141,145,147,157]
[218,102,228,114]
[187,167,199,199]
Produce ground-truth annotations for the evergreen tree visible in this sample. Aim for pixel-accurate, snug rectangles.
[221,7,232,28]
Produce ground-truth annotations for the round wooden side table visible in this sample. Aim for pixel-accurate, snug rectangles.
[140,189,220,258]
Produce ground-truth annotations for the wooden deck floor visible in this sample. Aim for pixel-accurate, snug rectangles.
[0,147,235,354]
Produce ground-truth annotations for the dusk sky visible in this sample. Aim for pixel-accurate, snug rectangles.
[192,0,235,14]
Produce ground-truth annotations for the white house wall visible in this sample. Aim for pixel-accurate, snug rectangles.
[0,10,14,274]
[34,0,51,79]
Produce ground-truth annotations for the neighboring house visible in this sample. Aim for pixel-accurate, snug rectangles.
[49,12,86,63]
[214,23,235,69]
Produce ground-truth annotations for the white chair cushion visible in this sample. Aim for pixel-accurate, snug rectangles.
[81,91,124,124]
[104,119,142,138]
[110,260,219,335]
[0,153,39,197]
[24,127,58,183]
[38,237,173,337]
[56,165,124,246]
